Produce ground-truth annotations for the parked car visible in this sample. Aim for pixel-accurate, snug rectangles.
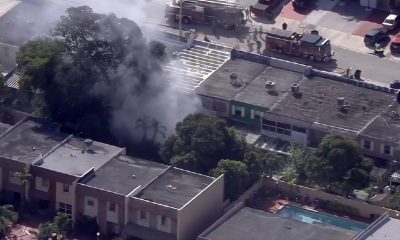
[382,14,400,30]
[364,28,389,46]
[390,33,400,53]
[292,0,312,10]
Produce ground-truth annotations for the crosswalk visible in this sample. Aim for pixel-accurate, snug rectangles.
[164,42,232,91]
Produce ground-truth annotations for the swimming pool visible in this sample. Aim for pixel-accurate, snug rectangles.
[277,205,368,232]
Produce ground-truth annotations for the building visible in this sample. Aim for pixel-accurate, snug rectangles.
[354,212,400,240]
[360,0,400,10]
[195,49,400,167]
[198,205,356,240]
[0,117,224,240]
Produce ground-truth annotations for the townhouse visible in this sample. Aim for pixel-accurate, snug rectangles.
[196,50,400,167]
[0,117,224,240]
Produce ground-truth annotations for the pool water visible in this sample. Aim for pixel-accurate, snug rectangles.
[277,205,368,232]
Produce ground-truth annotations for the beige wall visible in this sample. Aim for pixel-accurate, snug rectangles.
[0,43,18,69]
[35,176,49,192]
[265,178,400,219]
[177,175,224,240]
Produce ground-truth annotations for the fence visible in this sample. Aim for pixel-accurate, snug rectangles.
[264,178,400,219]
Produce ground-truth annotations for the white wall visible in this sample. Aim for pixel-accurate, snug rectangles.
[35,176,49,192]
[83,196,98,218]
[0,43,18,69]
[106,202,118,223]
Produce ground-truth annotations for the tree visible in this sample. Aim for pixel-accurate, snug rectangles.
[17,6,166,143]
[160,113,246,174]
[210,159,249,200]
[305,134,372,192]
[38,222,58,240]
[14,169,32,217]
[0,76,11,103]
[0,205,18,238]
[53,213,73,236]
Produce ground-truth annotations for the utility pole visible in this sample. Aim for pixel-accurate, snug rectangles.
[179,0,183,37]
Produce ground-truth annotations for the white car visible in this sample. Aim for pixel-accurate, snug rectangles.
[382,14,399,30]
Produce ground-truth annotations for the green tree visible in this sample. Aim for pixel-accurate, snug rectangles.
[37,222,58,240]
[53,213,73,236]
[305,134,372,193]
[14,169,32,217]
[0,205,18,238]
[160,113,246,174]
[210,159,249,200]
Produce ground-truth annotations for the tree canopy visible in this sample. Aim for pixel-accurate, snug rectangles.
[305,134,372,192]
[0,205,18,238]
[160,113,246,174]
[17,6,166,142]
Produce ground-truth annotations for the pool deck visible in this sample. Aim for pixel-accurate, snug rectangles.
[252,195,372,225]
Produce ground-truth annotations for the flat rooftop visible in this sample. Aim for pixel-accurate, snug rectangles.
[0,0,66,46]
[196,59,266,100]
[270,76,395,132]
[137,167,214,208]
[203,207,355,240]
[233,66,303,109]
[84,155,169,195]
[35,137,123,176]
[360,104,400,144]
[358,216,400,240]
[0,118,68,163]
[0,121,11,134]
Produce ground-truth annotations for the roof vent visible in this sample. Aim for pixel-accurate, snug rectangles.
[230,72,237,80]
[166,184,177,190]
[84,139,93,151]
[337,97,345,106]
[291,83,300,94]
[132,174,136,179]
[265,81,276,89]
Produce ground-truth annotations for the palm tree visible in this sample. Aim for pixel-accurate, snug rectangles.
[14,169,32,217]
[150,119,167,143]
[0,205,18,238]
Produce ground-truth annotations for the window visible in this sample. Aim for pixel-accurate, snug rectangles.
[87,199,94,206]
[63,185,69,192]
[161,215,167,225]
[363,140,371,150]
[262,119,276,126]
[59,202,72,214]
[109,203,116,212]
[292,126,306,133]
[383,145,391,155]
[254,112,261,121]
[139,210,146,220]
[276,128,291,136]
[277,122,291,130]
[4,47,9,57]
[262,125,276,132]
[41,178,49,187]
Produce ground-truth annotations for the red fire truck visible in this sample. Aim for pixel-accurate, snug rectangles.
[165,0,246,30]
[251,0,283,19]
[265,28,334,62]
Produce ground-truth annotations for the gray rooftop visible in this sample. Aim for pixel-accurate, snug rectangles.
[0,118,68,163]
[360,104,400,144]
[0,122,11,134]
[357,216,400,240]
[270,76,395,132]
[36,137,123,176]
[196,59,266,100]
[203,207,355,240]
[0,0,64,46]
[138,168,214,208]
[84,155,169,195]
[233,66,303,109]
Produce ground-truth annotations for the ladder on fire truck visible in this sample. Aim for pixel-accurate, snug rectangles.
[177,0,245,9]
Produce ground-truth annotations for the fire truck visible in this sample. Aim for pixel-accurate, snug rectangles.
[251,0,283,19]
[265,28,334,62]
[165,0,246,30]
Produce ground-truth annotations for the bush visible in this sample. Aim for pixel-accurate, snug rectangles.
[75,215,98,236]
[319,200,359,216]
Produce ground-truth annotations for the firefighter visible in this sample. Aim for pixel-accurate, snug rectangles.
[256,40,262,53]
[245,7,250,20]
[282,22,288,30]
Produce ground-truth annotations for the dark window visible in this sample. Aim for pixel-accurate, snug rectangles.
[235,109,242,116]
[262,119,276,126]
[63,185,69,192]
[384,145,391,155]
[277,122,291,129]
[87,199,94,206]
[292,126,306,133]
[59,202,72,214]
[277,128,291,136]
[262,125,276,132]
[41,178,49,187]
[213,101,226,112]
[161,215,167,225]
[140,210,146,219]
[109,203,116,212]
[363,140,371,150]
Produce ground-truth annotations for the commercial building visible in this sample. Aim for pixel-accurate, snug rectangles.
[195,49,400,167]
[0,117,224,240]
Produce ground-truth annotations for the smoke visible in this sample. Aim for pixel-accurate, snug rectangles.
[52,1,202,143]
